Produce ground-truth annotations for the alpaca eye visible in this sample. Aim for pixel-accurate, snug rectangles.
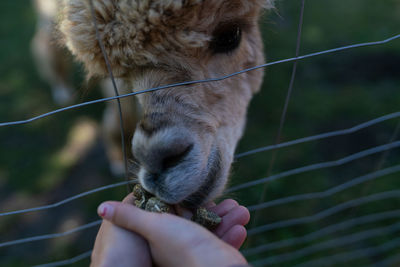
[210,24,242,54]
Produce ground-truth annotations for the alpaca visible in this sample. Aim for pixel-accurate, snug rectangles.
[32,0,74,105]
[32,0,140,175]
[58,0,273,208]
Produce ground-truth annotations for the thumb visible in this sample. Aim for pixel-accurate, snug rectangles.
[98,201,214,245]
[97,201,162,241]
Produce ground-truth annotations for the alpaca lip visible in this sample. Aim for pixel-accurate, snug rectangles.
[181,147,222,209]
[180,170,220,209]
[139,146,222,208]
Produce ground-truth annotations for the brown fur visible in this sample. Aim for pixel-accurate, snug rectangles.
[55,0,273,205]
[60,0,272,77]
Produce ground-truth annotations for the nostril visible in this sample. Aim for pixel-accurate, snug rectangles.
[138,113,169,136]
[132,125,195,174]
[139,120,156,136]
[162,144,193,170]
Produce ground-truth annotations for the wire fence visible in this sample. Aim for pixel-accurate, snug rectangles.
[1,0,400,266]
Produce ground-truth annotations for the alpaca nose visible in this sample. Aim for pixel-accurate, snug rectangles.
[131,125,194,174]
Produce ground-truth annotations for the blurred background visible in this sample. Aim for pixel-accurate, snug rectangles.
[0,0,399,266]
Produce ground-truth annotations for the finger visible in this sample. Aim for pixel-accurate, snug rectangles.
[221,225,247,250]
[174,205,192,219]
[204,202,216,209]
[122,193,136,204]
[208,199,238,217]
[97,201,161,240]
[97,201,213,247]
[213,205,250,238]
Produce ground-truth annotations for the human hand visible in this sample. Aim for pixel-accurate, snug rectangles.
[96,198,250,267]
[90,194,152,267]
[204,199,250,249]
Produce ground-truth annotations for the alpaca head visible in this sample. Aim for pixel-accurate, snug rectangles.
[60,0,272,207]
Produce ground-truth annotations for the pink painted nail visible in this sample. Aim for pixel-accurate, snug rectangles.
[98,203,113,219]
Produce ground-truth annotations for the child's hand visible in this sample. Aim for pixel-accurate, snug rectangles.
[90,194,152,267]
[92,194,250,267]
[206,199,251,249]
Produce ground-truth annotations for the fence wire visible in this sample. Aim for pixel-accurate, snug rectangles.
[229,140,400,193]
[0,33,399,128]
[235,111,400,159]
[0,118,398,218]
[251,222,400,266]
[32,251,93,267]
[252,0,306,231]
[247,190,400,236]
[1,1,400,267]
[88,0,130,189]
[0,220,101,249]
[246,164,400,212]
[375,254,400,267]
[0,180,136,217]
[242,208,400,256]
[0,147,398,251]
[290,237,400,267]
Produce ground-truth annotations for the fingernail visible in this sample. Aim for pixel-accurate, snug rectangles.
[174,205,193,219]
[98,203,114,219]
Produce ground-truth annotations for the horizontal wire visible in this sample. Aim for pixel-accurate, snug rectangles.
[0,6,397,267]
[292,237,400,267]
[251,221,400,266]
[2,185,398,257]
[32,250,92,267]
[247,164,400,212]
[24,211,400,265]
[248,189,400,236]
[0,118,397,218]
[0,141,398,219]
[228,140,400,193]
[235,111,400,159]
[8,171,398,258]
[0,220,101,249]
[375,253,400,267]
[0,180,136,217]
[0,33,399,128]
[0,31,397,266]
[243,208,400,256]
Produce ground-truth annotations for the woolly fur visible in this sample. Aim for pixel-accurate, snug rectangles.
[59,0,273,77]
[57,0,274,204]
